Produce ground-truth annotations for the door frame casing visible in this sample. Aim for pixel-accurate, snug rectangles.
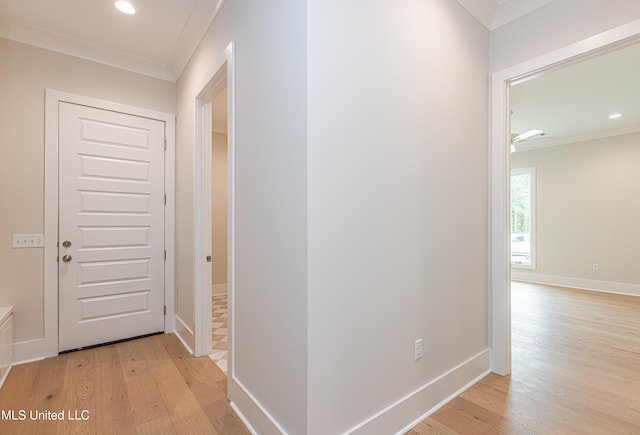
[193,42,236,359]
[489,19,640,375]
[39,89,176,359]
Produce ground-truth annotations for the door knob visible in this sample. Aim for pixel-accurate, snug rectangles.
[62,254,72,263]
[63,241,72,248]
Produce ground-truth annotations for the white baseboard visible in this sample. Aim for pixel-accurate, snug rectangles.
[0,363,11,389]
[348,349,491,434]
[12,339,47,365]
[228,350,490,435]
[12,315,191,366]
[512,272,640,297]
[212,283,227,295]
[228,375,287,435]
[174,315,195,355]
[229,401,259,435]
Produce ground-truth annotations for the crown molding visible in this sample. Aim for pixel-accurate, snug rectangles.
[513,124,640,153]
[455,0,557,31]
[491,0,555,30]
[0,0,225,83]
[0,16,175,82]
[212,120,227,134]
[168,0,225,81]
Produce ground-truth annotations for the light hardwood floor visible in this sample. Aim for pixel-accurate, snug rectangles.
[0,333,249,434]
[1,282,638,434]
[407,282,640,434]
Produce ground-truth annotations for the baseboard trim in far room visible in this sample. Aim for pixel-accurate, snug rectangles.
[212,283,228,295]
[511,272,640,298]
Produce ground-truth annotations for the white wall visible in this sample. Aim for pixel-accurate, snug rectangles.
[307,1,490,433]
[0,37,175,346]
[174,1,308,433]
[490,0,640,72]
[511,133,640,291]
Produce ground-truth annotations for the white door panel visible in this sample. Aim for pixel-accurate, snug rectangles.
[58,102,165,352]
[79,226,151,248]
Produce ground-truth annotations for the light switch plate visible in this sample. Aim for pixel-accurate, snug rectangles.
[12,234,45,248]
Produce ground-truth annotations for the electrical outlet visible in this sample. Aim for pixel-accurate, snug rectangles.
[12,234,45,248]
[592,263,599,272]
[414,338,423,361]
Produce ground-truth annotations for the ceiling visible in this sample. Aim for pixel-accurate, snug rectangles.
[510,41,640,152]
[0,0,224,81]
[0,0,555,83]
[3,0,636,147]
[455,0,556,30]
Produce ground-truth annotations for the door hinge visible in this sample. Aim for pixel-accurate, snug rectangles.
[164,194,167,205]
[164,305,167,316]
[164,139,167,150]
[164,250,167,260]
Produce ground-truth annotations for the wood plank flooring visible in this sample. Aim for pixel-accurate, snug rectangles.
[1,282,638,434]
[407,282,640,434]
[0,333,249,434]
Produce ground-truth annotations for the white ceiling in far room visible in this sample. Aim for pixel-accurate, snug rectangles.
[510,41,640,152]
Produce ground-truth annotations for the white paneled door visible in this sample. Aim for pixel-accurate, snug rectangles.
[58,102,165,352]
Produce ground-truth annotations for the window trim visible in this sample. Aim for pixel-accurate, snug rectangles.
[511,166,536,269]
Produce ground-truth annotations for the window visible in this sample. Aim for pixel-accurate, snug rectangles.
[511,167,535,268]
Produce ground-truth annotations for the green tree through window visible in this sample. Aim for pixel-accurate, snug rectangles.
[511,168,535,267]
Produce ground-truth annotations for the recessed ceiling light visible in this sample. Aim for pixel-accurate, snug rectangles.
[115,1,135,15]
[609,113,622,119]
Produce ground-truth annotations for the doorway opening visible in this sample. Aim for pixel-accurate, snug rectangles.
[490,23,640,375]
[193,43,236,379]
[209,79,229,373]
[507,39,640,378]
